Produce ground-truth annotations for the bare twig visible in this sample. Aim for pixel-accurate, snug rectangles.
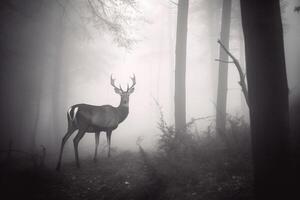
[169,0,178,6]
[185,115,215,128]
[215,59,234,63]
[216,39,249,107]
[86,0,139,48]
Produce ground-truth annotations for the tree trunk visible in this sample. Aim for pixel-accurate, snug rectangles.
[31,98,41,153]
[174,0,189,135]
[48,2,65,150]
[51,18,64,147]
[240,1,292,199]
[239,25,247,114]
[207,0,220,100]
[216,0,232,136]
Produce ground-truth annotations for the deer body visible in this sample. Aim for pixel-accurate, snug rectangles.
[56,75,135,171]
[68,104,129,132]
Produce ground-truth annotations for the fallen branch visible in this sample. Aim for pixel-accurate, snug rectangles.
[216,39,249,107]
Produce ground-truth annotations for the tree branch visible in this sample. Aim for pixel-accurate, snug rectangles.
[185,115,215,128]
[216,39,249,107]
[169,0,178,6]
[215,59,234,63]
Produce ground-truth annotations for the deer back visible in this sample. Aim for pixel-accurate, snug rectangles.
[75,104,122,130]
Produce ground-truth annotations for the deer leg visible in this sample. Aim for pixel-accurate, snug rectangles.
[73,130,86,168]
[56,129,75,171]
[94,132,100,163]
[106,131,112,158]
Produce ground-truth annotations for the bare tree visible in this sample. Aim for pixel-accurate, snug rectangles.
[215,0,232,136]
[174,0,189,136]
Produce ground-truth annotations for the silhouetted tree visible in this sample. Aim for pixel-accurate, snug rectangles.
[174,0,189,136]
[240,0,291,199]
[216,0,232,138]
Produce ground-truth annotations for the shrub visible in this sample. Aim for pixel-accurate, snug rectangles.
[149,103,253,200]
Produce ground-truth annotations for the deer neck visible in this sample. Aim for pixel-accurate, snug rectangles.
[117,103,129,123]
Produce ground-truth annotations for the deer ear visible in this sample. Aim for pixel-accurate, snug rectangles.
[128,87,135,94]
[114,88,122,94]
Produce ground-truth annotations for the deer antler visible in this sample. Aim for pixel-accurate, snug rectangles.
[127,74,136,92]
[119,84,125,92]
[110,74,117,88]
[111,74,135,93]
[110,74,123,92]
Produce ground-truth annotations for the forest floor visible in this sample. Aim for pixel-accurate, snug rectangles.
[0,149,254,200]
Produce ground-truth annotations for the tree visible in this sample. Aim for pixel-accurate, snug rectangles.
[215,0,232,136]
[86,0,139,48]
[201,0,222,97]
[240,1,291,199]
[174,0,189,136]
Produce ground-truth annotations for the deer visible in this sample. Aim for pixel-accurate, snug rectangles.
[56,74,136,171]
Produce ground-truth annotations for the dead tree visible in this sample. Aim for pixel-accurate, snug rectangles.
[216,39,249,107]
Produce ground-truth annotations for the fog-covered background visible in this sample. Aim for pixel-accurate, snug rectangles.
[0,0,299,159]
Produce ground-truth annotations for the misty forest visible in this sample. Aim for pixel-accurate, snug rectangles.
[1,0,300,199]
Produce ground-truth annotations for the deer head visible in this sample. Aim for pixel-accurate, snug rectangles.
[110,74,136,107]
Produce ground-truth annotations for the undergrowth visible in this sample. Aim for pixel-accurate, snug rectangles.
[137,102,254,200]
[1,104,256,200]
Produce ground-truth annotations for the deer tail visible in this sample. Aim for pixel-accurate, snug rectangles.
[67,106,79,128]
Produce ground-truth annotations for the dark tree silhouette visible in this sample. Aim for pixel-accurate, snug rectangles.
[174,0,189,136]
[240,0,292,199]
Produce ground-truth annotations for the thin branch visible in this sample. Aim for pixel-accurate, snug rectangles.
[87,0,139,48]
[215,59,234,63]
[169,0,178,6]
[191,115,215,122]
[185,115,215,128]
[216,39,249,107]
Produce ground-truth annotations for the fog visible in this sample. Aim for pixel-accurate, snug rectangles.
[2,1,300,199]
[1,0,299,159]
